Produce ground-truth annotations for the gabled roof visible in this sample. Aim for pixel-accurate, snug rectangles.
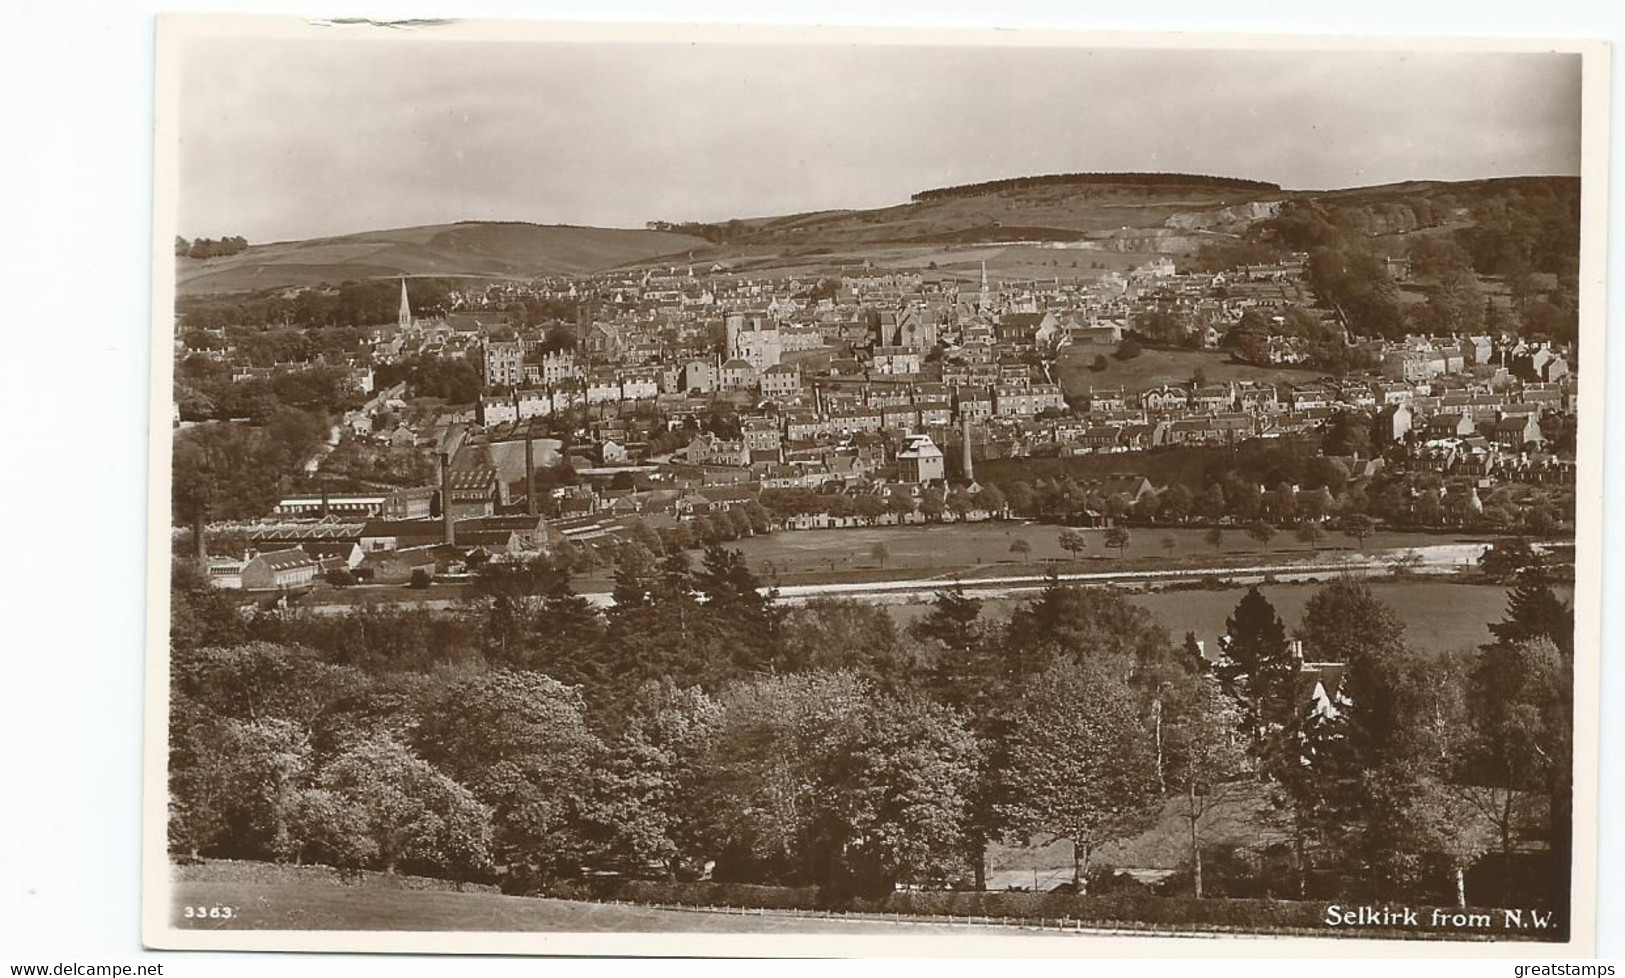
[250,548,317,572]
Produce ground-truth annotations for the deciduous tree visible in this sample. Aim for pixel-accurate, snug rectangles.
[413,672,602,883]
[309,734,491,877]
[1163,679,1250,898]
[993,659,1159,892]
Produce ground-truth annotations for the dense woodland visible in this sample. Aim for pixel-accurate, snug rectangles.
[176,356,364,423]
[910,172,1283,202]
[981,429,1573,538]
[1174,182,1580,349]
[1277,188,1579,345]
[175,235,249,259]
[169,539,1574,921]
[178,278,463,331]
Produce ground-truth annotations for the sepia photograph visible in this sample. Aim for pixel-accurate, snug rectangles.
[143,16,1607,956]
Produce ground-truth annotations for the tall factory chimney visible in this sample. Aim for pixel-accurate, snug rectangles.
[962,416,975,481]
[524,428,537,518]
[440,451,456,546]
[193,507,209,575]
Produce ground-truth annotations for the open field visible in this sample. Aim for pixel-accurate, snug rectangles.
[884,578,1538,655]
[291,523,1503,615]
[723,522,1495,581]
[1057,346,1324,396]
[1126,580,1566,653]
[1128,580,1528,653]
[292,572,1536,658]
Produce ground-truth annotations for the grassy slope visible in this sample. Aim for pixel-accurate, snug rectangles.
[745,183,1279,245]
[1127,579,1515,653]
[882,578,1517,658]
[178,176,1575,293]
[173,875,1023,934]
[726,522,1490,577]
[177,223,709,295]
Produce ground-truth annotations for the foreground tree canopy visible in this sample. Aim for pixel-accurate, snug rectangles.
[169,549,1574,916]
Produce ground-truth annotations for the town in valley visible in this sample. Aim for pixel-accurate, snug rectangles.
[168,144,1580,937]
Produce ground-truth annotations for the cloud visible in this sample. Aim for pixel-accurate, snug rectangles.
[176,39,1582,242]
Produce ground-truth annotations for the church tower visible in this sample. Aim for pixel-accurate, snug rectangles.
[397,276,412,329]
[978,261,993,314]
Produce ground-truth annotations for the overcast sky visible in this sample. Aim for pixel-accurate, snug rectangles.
[176,37,1583,242]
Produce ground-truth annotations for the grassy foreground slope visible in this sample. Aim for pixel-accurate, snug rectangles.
[171,863,1022,934]
[176,879,874,932]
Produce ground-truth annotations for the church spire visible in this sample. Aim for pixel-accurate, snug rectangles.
[398,276,412,328]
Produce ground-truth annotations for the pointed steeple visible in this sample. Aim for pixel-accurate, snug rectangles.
[397,276,412,328]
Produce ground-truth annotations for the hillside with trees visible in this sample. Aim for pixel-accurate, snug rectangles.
[1257,178,1580,344]
[176,175,1579,299]
[176,235,249,259]
[910,172,1282,202]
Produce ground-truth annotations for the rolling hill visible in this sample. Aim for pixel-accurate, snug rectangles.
[175,221,710,296]
[726,177,1283,247]
[176,173,1578,295]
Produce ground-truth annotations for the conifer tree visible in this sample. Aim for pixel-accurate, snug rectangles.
[1487,572,1574,656]
[1216,586,1296,750]
[910,582,989,709]
[1293,580,1422,896]
[611,542,659,609]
